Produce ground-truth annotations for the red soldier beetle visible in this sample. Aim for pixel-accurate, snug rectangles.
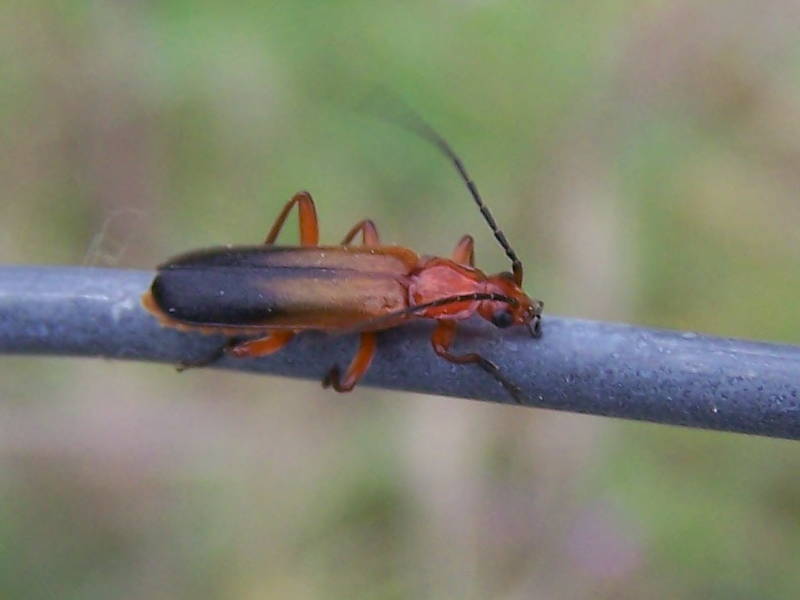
[141,118,543,403]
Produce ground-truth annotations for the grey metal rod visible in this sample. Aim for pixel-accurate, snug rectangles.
[1,266,799,440]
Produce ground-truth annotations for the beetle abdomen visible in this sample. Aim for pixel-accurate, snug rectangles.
[150,268,289,325]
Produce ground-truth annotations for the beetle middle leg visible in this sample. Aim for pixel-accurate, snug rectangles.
[322,332,377,392]
[431,320,523,404]
[341,219,380,246]
[264,191,320,246]
[181,192,315,369]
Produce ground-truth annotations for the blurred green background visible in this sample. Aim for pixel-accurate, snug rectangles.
[3,1,800,598]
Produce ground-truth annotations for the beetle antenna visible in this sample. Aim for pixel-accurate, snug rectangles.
[380,108,524,285]
[342,292,518,334]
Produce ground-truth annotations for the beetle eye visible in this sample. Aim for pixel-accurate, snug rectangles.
[492,309,514,328]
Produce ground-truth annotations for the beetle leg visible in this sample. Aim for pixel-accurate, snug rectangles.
[431,320,523,404]
[227,330,296,358]
[451,234,475,266]
[322,332,377,392]
[341,219,380,246]
[177,331,295,372]
[176,339,236,372]
[264,191,319,246]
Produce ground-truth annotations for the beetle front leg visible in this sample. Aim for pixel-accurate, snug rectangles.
[322,332,377,392]
[451,234,475,266]
[431,320,523,404]
[340,219,380,246]
[264,191,320,246]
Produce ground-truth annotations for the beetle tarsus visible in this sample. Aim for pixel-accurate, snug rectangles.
[322,365,343,390]
[431,320,525,405]
[176,339,234,372]
[321,332,377,392]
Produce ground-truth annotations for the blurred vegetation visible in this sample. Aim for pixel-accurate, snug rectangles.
[2,1,800,598]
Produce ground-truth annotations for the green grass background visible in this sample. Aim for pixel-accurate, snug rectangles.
[2,1,800,598]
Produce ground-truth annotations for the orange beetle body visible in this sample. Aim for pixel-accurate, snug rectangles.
[143,119,543,402]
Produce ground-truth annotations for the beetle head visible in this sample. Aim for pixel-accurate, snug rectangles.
[480,272,543,337]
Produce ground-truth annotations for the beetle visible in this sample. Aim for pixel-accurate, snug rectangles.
[141,119,543,402]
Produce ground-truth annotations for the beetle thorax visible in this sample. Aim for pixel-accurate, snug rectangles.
[407,258,487,320]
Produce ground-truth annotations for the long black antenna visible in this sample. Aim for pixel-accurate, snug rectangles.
[341,292,518,334]
[375,104,525,285]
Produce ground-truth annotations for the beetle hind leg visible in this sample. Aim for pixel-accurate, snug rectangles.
[227,330,296,358]
[175,337,252,373]
[176,339,236,372]
[322,332,377,392]
[176,330,296,372]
